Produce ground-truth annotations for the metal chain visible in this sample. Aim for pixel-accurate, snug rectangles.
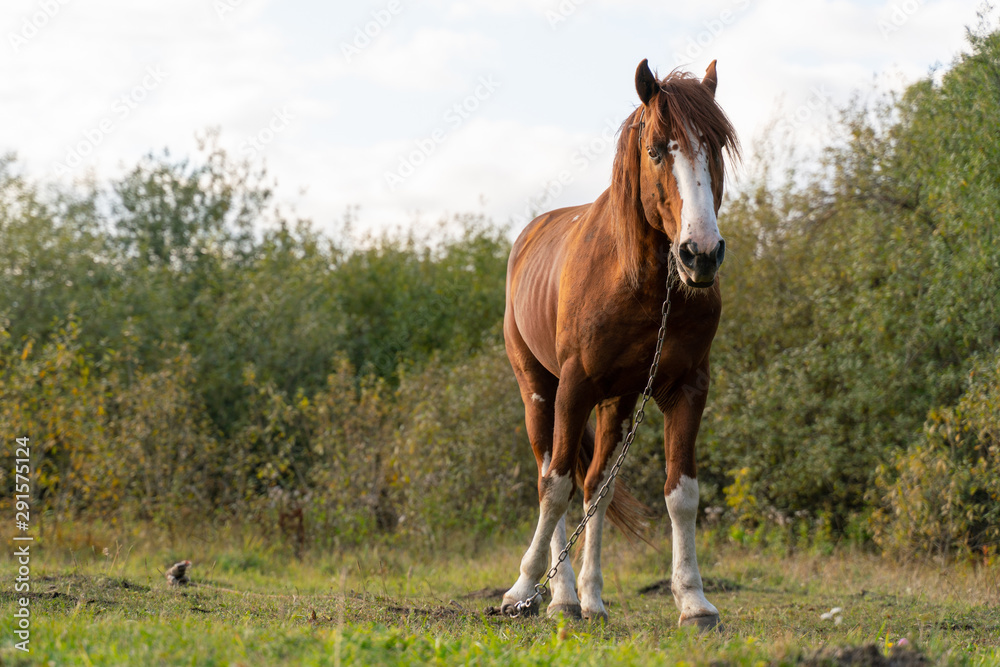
[511,261,677,617]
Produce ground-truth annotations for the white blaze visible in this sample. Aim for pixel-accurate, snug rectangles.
[669,126,720,253]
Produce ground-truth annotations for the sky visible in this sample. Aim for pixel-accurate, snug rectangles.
[0,0,989,237]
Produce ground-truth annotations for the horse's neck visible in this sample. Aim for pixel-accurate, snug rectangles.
[628,216,673,290]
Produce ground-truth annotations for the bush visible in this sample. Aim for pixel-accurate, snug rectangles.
[3,22,1000,555]
[699,22,1000,528]
[234,357,403,551]
[871,350,1000,557]
[392,343,536,543]
[0,323,223,533]
[0,322,106,528]
[210,344,540,550]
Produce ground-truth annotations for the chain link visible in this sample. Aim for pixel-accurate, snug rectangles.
[510,261,677,617]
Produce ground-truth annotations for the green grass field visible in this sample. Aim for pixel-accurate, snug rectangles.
[2,531,999,666]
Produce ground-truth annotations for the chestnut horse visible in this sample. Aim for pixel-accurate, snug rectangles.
[501,59,739,629]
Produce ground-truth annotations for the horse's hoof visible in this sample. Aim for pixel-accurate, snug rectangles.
[546,603,582,620]
[582,608,609,624]
[679,614,721,632]
[501,600,539,618]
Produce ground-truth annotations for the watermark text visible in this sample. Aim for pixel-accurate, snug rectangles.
[12,436,32,653]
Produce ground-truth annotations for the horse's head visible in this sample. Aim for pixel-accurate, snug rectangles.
[612,59,739,289]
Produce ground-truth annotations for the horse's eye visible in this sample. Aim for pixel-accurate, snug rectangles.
[647,146,660,160]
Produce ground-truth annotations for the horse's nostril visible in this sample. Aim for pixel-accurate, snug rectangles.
[678,242,696,268]
[716,239,726,266]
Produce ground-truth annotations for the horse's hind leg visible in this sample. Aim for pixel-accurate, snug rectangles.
[544,513,581,619]
[501,357,590,618]
[577,394,637,622]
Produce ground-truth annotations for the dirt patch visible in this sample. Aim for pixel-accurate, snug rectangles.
[461,587,507,600]
[801,644,928,666]
[96,577,151,592]
[32,573,151,593]
[930,619,976,631]
[637,576,742,595]
[0,590,72,603]
[85,597,119,608]
[38,574,88,584]
[385,603,468,619]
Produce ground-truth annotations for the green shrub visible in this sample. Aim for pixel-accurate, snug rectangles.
[699,23,1000,528]
[0,322,105,527]
[0,323,223,532]
[392,343,535,543]
[3,23,1000,555]
[871,350,1000,557]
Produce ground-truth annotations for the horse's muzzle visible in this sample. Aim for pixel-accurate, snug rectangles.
[677,239,725,287]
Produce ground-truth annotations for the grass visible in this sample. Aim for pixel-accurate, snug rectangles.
[2,528,999,666]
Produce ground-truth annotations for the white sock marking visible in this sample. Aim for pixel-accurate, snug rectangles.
[577,481,614,615]
[548,514,580,609]
[665,474,718,621]
[577,441,621,617]
[503,472,573,609]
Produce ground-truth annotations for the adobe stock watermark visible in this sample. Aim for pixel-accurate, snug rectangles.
[877,0,924,39]
[546,0,588,30]
[681,368,711,406]
[672,0,752,67]
[241,107,294,159]
[383,75,501,192]
[8,0,72,53]
[214,0,246,20]
[341,0,404,63]
[513,116,619,227]
[13,436,33,653]
[52,65,168,177]
[777,84,834,133]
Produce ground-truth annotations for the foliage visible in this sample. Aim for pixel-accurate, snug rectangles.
[392,344,535,543]
[871,349,1000,557]
[699,22,1000,531]
[0,324,223,531]
[1,24,999,555]
[0,141,513,543]
[0,322,106,527]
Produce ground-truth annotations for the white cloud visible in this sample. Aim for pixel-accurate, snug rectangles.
[680,0,975,166]
[1,0,306,178]
[267,115,621,234]
[347,27,497,90]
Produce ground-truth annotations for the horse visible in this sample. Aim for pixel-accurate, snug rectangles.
[500,58,739,629]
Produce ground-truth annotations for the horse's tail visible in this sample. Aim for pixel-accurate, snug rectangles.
[576,423,652,545]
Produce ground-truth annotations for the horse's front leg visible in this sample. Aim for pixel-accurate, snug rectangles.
[657,363,719,630]
[501,359,595,617]
[576,395,638,621]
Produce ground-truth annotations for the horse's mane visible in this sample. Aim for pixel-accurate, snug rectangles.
[609,70,741,288]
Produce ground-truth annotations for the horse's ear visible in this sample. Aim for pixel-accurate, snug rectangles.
[635,59,657,106]
[703,60,718,97]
